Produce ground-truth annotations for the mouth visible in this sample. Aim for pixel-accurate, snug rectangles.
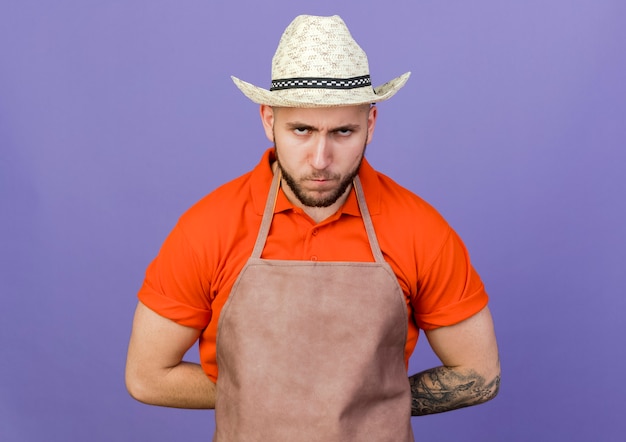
[307,173,338,182]
[305,177,337,189]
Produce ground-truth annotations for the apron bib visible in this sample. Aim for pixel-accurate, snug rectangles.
[214,170,413,441]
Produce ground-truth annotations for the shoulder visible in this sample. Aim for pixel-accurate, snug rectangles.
[173,150,274,254]
[360,161,456,286]
[179,170,254,232]
[178,149,274,233]
[360,160,450,236]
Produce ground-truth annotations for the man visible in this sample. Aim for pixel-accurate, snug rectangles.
[126,14,500,441]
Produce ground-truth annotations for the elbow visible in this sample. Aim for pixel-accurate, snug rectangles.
[483,363,501,404]
[469,359,501,407]
[125,379,145,404]
[485,374,500,404]
[125,364,154,404]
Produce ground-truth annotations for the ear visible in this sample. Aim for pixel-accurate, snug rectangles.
[366,105,378,145]
[259,105,275,143]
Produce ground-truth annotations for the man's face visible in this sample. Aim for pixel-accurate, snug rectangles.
[261,104,377,209]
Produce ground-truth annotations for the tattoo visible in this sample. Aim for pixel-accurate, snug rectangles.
[409,367,500,416]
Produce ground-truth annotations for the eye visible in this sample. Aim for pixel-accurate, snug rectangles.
[335,128,353,137]
[293,127,311,135]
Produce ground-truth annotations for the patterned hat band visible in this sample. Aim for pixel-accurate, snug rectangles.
[270,75,372,91]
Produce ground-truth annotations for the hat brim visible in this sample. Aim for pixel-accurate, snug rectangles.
[231,72,410,108]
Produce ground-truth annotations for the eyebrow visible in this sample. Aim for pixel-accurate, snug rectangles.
[285,122,361,132]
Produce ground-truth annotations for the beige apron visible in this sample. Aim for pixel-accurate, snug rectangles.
[214,170,413,441]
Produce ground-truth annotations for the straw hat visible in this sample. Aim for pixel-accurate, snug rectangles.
[231,15,410,107]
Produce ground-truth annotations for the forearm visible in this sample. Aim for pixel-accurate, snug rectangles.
[126,360,216,409]
[408,365,500,416]
[126,302,216,409]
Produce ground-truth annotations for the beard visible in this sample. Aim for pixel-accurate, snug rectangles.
[275,144,366,208]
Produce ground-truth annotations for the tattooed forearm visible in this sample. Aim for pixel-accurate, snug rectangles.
[408,367,500,416]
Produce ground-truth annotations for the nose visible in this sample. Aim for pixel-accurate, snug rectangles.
[310,135,331,170]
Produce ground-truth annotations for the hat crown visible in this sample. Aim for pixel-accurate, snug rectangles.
[271,15,370,80]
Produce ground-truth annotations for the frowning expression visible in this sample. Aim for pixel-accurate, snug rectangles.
[261,104,377,210]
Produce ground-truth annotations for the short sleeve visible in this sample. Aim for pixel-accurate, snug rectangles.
[412,228,488,330]
[138,223,212,330]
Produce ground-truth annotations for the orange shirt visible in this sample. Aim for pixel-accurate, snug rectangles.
[138,148,488,382]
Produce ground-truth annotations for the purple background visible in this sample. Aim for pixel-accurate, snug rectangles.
[1,1,625,441]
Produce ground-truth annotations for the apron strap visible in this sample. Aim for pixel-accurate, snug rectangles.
[353,176,385,264]
[251,167,281,259]
[251,168,385,264]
